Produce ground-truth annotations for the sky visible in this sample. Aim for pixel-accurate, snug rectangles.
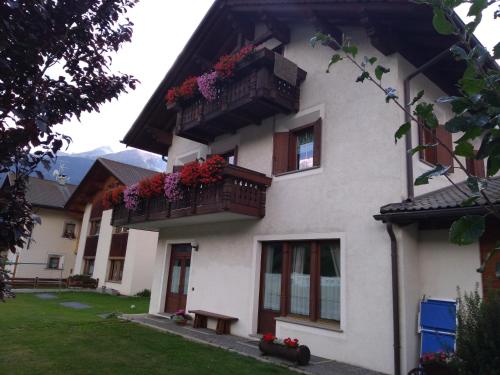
[55,1,498,154]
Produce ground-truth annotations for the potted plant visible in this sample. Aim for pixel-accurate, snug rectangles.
[172,309,191,325]
[259,333,311,366]
[421,352,459,375]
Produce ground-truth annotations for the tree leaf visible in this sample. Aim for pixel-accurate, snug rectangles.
[327,54,342,73]
[432,8,455,35]
[394,122,411,143]
[468,0,488,17]
[356,71,370,83]
[449,215,485,245]
[342,45,358,58]
[461,196,480,207]
[374,65,390,80]
[454,141,475,158]
[368,57,377,65]
[415,102,438,128]
[494,42,500,59]
[415,164,450,185]
[408,144,437,156]
[445,116,470,133]
[411,90,425,106]
[450,45,468,61]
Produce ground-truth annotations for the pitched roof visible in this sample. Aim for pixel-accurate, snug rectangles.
[64,158,158,213]
[26,177,77,209]
[97,157,158,186]
[375,177,500,223]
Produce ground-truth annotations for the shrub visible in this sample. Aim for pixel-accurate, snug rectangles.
[456,289,500,374]
[135,289,151,298]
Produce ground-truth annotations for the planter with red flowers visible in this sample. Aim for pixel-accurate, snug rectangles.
[258,333,311,366]
[420,352,459,375]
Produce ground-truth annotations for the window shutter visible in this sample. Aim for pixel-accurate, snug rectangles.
[418,125,437,165]
[436,126,453,169]
[466,156,485,178]
[313,118,322,167]
[273,132,290,175]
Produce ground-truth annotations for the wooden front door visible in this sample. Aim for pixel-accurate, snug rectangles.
[165,244,192,313]
[258,243,284,334]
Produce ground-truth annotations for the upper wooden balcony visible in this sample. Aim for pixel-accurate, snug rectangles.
[111,165,272,230]
[171,48,307,144]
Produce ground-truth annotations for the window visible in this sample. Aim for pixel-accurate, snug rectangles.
[89,219,101,236]
[62,223,76,239]
[272,119,321,175]
[221,147,238,165]
[113,226,129,234]
[466,153,485,178]
[83,257,95,276]
[108,259,124,282]
[261,240,341,323]
[47,255,61,269]
[418,124,453,169]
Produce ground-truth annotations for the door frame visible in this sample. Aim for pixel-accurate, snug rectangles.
[164,243,192,313]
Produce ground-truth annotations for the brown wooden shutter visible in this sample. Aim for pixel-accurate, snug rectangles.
[273,132,290,175]
[313,118,322,167]
[436,125,453,169]
[466,156,485,178]
[418,124,437,165]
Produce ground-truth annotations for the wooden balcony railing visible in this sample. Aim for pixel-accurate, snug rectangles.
[172,48,307,143]
[111,165,272,228]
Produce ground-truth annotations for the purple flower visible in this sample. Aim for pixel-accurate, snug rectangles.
[123,183,140,210]
[164,172,183,202]
[197,71,218,101]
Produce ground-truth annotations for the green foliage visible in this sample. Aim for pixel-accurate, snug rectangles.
[414,102,438,128]
[456,289,500,374]
[449,215,485,245]
[135,289,151,297]
[374,65,390,80]
[395,122,411,143]
[415,164,450,185]
[327,54,342,72]
[432,7,455,35]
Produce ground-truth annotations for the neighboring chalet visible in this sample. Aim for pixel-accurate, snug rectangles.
[67,158,159,296]
[112,1,498,374]
[4,176,80,280]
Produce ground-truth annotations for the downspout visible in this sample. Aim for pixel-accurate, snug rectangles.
[387,222,401,375]
[403,46,455,200]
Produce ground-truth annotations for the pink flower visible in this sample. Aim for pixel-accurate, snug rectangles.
[197,71,218,101]
[123,183,140,210]
[164,172,183,201]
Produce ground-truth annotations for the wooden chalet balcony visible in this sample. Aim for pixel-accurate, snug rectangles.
[111,165,272,230]
[172,48,307,143]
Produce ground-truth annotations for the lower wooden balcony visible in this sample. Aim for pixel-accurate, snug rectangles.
[111,165,272,230]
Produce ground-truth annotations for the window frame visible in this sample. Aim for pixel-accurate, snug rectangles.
[107,258,125,283]
[220,146,238,166]
[261,239,341,323]
[272,119,321,176]
[83,257,95,276]
[62,222,76,239]
[47,255,62,270]
[88,219,101,237]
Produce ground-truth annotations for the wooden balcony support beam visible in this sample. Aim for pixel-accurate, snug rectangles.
[259,12,290,44]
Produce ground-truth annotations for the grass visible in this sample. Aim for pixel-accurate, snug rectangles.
[0,292,292,375]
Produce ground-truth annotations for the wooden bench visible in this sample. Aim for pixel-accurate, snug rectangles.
[9,277,67,289]
[188,310,238,335]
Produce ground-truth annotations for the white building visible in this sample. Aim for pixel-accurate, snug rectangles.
[3,177,80,280]
[68,158,159,296]
[111,1,499,374]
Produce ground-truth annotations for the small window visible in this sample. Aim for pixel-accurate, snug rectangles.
[220,147,238,166]
[108,259,124,282]
[113,226,129,234]
[418,124,453,169]
[63,223,76,239]
[89,219,101,236]
[47,255,61,270]
[272,119,321,175]
[83,258,95,276]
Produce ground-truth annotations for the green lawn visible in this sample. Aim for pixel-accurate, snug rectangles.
[0,292,292,375]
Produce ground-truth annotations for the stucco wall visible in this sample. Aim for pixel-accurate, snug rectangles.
[74,203,92,274]
[11,208,80,279]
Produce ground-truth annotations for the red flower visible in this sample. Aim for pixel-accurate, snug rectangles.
[102,186,125,209]
[165,87,179,105]
[283,337,299,348]
[138,173,166,198]
[262,333,276,343]
[215,45,255,79]
[180,161,201,187]
[178,76,198,98]
[199,155,226,184]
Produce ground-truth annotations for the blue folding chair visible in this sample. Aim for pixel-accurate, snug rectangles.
[408,298,457,374]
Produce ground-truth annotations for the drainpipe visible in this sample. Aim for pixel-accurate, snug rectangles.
[403,46,455,200]
[387,223,401,375]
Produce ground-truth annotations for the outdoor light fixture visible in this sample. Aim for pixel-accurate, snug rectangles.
[191,241,199,252]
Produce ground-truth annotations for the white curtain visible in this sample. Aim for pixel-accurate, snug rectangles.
[263,247,281,311]
[320,243,341,320]
[170,264,181,293]
[183,265,190,295]
[290,245,310,315]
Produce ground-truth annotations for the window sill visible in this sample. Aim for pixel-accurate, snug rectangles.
[275,316,342,333]
[273,166,322,181]
[105,280,122,284]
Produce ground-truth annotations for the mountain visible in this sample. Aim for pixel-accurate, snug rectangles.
[31,147,166,185]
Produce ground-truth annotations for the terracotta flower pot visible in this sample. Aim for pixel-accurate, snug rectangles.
[259,340,311,366]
